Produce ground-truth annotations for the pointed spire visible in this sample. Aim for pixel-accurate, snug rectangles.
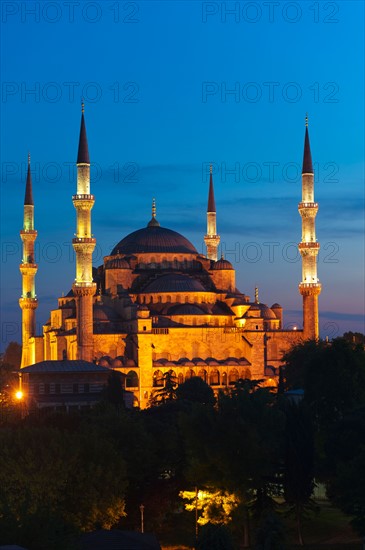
[147,197,160,227]
[207,164,216,212]
[254,286,259,304]
[302,114,313,174]
[24,152,34,205]
[77,100,90,164]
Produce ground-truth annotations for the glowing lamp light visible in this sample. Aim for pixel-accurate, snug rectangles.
[15,390,23,400]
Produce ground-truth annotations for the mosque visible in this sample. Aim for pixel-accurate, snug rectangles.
[19,107,321,408]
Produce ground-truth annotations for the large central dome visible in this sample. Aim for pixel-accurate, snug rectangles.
[111,224,198,255]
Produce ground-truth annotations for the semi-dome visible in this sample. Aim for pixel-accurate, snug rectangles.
[105,258,130,269]
[143,273,206,293]
[168,303,206,315]
[111,224,198,255]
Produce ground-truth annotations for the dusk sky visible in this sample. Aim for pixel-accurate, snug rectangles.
[1,0,364,350]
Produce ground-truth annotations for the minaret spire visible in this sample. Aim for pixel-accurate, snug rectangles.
[302,114,313,174]
[72,104,96,361]
[19,153,38,367]
[77,99,90,165]
[298,117,321,339]
[204,164,220,261]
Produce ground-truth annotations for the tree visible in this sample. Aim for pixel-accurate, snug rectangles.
[282,400,316,546]
[342,331,365,346]
[282,338,365,431]
[2,341,22,369]
[0,425,128,544]
[196,522,236,550]
[103,370,125,410]
[176,376,215,406]
[180,383,285,547]
[149,369,178,405]
[325,407,365,537]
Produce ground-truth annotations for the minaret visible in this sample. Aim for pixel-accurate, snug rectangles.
[19,154,38,367]
[72,102,96,361]
[298,116,321,339]
[204,165,220,261]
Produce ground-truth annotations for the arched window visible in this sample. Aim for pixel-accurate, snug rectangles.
[222,372,227,385]
[229,368,239,385]
[210,369,220,385]
[126,370,139,388]
[244,368,251,380]
[198,369,207,382]
[153,370,164,387]
[167,295,172,303]
[185,295,189,303]
[178,373,184,385]
[185,369,195,380]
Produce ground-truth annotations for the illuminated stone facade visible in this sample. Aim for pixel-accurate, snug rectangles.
[20,111,321,408]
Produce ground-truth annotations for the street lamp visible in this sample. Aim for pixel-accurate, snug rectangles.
[139,504,144,533]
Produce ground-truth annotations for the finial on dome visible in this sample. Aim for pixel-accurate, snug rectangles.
[152,197,156,218]
[221,253,224,260]
[147,198,160,227]
[255,286,259,304]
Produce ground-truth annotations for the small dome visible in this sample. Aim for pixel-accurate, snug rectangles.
[271,303,282,309]
[213,258,234,270]
[192,357,206,365]
[143,273,205,293]
[106,258,130,269]
[249,303,260,311]
[259,304,277,320]
[93,304,120,321]
[99,355,112,366]
[138,304,149,311]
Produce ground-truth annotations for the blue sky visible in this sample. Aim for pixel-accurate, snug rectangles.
[1,0,364,350]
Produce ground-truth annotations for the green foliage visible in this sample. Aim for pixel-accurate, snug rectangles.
[325,407,365,536]
[196,522,236,550]
[282,338,365,430]
[176,376,216,406]
[0,425,127,542]
[103,370,126,410]
[254,511,286,550]
[2,341,22,369]
[149,369,178,405]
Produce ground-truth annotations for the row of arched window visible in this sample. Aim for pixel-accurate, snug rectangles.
[125,368,251,389]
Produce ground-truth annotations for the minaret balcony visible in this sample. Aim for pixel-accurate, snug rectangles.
[298,242,320,250]
[298,202,318,209]
[299,282,322,295]
[20,262,38,270]
[19,297,38,308]
[72,194,94,201]
[20,229,37,236]
[72,237,96,244]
